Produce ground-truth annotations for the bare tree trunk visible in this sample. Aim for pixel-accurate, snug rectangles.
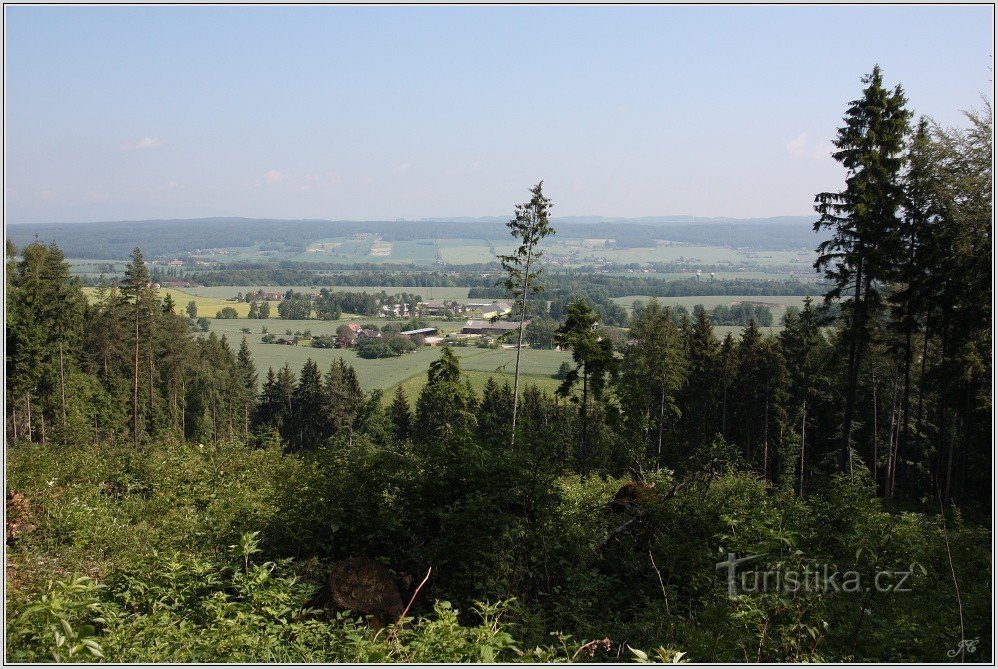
[581,368,589,469]
[59,340,67,435]
[657,383,665,471]
[763,387,769,480]
[721,385,728,437]
[841,262,867,475]
[25,392,32,442]
[509,240,535,447]
[148,350,155,429]
[799,401,806,496]
[871,373,877,488]
[133,304,141,448]
[944,414,957,506]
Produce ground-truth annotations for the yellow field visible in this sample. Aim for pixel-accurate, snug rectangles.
[81,287,273,318]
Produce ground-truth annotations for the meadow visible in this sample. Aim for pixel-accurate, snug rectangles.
[212,322,572,395]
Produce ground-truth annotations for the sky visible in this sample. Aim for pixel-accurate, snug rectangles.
[4,5,993,224]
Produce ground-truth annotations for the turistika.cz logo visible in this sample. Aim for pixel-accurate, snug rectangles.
[715,552,914,598]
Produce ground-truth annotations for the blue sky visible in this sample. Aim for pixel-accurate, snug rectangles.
[5,5,993,223]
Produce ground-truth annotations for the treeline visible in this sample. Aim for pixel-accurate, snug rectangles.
[269,289,419,320]
[6,242,258,447]
[9,217,829,260]
[469,275,826,300]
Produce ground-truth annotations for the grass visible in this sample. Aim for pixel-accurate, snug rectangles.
[436,239,496,265]
[388,369,563,406]
[211,316,573,394]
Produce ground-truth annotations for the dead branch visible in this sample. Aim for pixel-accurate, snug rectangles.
[396,566,432,626]
[648,548,671,616]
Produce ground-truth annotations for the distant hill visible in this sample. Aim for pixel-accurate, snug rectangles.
[7,216,826,259]
[418,215,815,226]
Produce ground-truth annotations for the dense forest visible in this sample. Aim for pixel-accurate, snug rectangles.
[5,68,993,662]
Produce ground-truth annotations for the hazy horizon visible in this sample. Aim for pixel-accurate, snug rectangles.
[5,5,992,224]
[7,213,817,227]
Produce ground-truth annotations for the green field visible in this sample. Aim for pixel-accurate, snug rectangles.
[436,239,497,265]
[210,318,572,395]
[124,234,816,270]
[388,369,563,407]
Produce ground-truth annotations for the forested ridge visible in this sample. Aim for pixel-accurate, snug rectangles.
[5,68,992,663]
[8,217,825,260]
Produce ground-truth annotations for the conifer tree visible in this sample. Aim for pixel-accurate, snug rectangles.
[618,299,687,468]
[415,347,477,443]
[555,299,617,469]
[389,386,412,441]
[120,247,154,447]
[292,359,325,451]
[680,306,719,452]
[236,337,257,440]
[814,65,911,472]
[497,182,555,445]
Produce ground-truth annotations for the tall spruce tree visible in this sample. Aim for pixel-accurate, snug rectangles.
[292,359,325,451]
[120,247,153,447]
[497,182,555,446]
[236,338,257,441]
[814,66,911,473]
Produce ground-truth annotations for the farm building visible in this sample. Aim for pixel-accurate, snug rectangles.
[357,329,383,340]
[461,320,527,336]
[380,302,411,318]
[399,327,438,338]
[420,299,464,316]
